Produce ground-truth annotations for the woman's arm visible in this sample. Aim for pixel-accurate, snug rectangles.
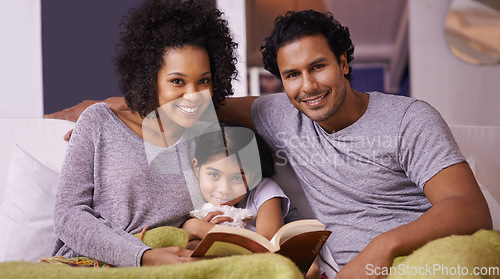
[53,108,148,266]
[54,107,195,267]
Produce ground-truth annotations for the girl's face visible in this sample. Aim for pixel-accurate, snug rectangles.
[156,45,213,128]
[193,154,254,206]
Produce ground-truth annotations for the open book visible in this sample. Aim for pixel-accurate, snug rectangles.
[191,219,331,274]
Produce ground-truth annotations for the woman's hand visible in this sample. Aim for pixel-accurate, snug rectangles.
[141,247,198,266]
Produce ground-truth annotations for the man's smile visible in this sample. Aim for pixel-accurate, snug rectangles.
[298,89,331,108]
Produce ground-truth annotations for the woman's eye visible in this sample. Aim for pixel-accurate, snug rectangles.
[199,78,211,84]
[171,79,184,85]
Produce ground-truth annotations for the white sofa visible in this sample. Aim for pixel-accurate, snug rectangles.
[0,118,498,265]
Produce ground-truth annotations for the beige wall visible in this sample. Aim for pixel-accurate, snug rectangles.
[409,0,500,126]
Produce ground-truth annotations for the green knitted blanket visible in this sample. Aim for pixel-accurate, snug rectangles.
[0,226,302,279]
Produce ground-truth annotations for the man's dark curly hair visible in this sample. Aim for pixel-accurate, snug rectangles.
[261,10,354,81]
[114,0,238,117]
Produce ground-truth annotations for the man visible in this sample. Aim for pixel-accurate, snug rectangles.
[47,10,491,278]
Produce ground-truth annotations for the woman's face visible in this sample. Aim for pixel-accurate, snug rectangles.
[156,45,213,128]
[193,154,253,206]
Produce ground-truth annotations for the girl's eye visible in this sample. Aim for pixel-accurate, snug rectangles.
[199,78,211,84]
[208,172,220,180]
[171,78,184,85]
[232,175,245,183]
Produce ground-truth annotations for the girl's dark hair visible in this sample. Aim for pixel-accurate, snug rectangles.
[114,0,238,117]
[261,10,354,81]
[194,122,276,178]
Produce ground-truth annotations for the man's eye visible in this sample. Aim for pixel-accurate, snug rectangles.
[286,72,298,79]
[313,64,325,70]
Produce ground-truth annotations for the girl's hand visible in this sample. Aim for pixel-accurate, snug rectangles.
[202,210,233,224]
[182,211,233,240]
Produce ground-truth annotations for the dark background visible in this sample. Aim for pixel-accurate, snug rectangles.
[42,0,144,114]
[42,0,407,115]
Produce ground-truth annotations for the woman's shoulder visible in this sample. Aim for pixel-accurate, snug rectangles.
[72,103,117,135]
[78,103,114,124]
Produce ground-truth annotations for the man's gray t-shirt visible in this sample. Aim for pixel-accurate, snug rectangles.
[251,92,465,266]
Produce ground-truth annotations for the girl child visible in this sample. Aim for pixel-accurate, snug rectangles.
[182,122,290,243]
[52,0,238,267]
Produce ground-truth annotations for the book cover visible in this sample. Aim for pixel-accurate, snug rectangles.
[191,219,331,274]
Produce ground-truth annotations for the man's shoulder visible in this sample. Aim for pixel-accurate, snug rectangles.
[254,92,290,107]
[367,92,426,117]
[252,93,295,118]
[369,91,416,106]
[252,93,299,133]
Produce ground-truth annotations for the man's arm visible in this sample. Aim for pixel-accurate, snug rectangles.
[218,96,258,130]
[45,96,258,140]
[337,161,492,279]
[45,97,128,122]
[45,96,258,125]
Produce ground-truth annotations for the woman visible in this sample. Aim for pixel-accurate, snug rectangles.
[52,0,238,267]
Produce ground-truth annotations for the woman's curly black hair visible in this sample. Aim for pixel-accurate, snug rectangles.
[261,10,354,81]
[114,0,238,117]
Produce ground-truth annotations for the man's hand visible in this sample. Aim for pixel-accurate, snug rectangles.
[44,99,99,122]
[44,97,128,141]
[336,234,396,279]
[305,257,322,279]
[337,162,492,279]
[141,246,198,266]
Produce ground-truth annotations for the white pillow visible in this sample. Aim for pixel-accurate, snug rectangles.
[467,157,500,230]
[0,144,59,262]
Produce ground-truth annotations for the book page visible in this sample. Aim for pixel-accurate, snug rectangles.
[270,219,326,247]
[208,225,276,251]
[204,241,254,256]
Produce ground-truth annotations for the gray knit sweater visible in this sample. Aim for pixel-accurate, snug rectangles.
[52,103,200,267]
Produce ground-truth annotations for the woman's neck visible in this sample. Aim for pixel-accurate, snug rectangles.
[113,108,185,148]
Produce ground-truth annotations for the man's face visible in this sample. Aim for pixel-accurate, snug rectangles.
[276,34,349,128]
